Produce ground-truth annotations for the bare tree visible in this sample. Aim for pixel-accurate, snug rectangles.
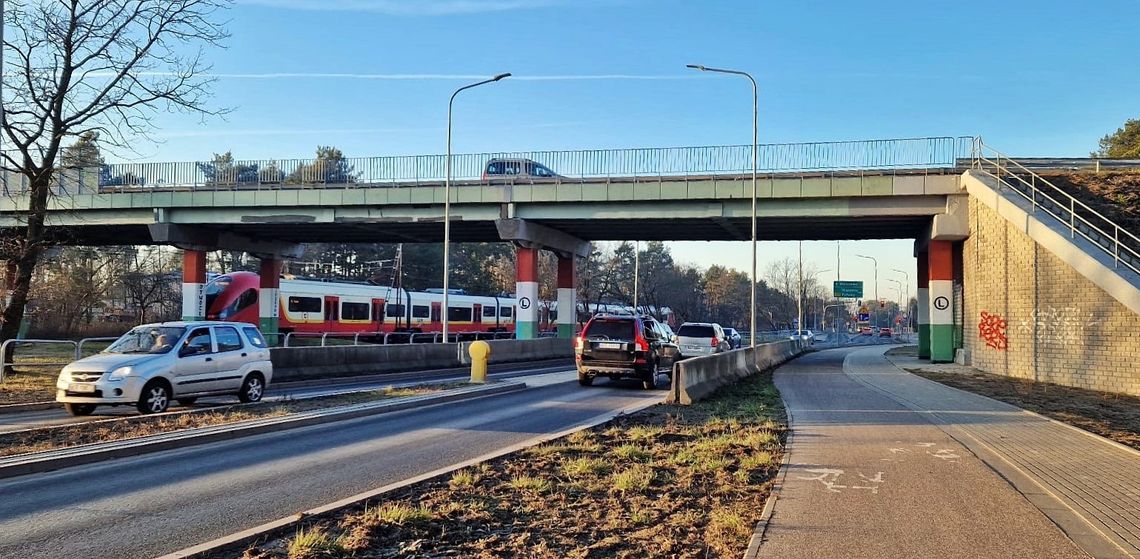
[0,0,230,343]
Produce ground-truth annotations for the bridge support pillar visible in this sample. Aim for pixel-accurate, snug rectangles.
[917,251,930,359]
[259,259,282,338]
[557,255,576,338]
[928,241,955,363]
[181,249,207,321]
[516,246,540,340]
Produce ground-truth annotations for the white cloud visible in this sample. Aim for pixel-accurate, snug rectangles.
[237,0,585,15]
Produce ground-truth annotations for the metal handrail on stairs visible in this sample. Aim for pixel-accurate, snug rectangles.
[970,138,1140,277]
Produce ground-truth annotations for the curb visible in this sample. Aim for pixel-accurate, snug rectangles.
[0,401,57,414]
[743,387,797,559]
[0,381,526,481]
[156,396,664,559]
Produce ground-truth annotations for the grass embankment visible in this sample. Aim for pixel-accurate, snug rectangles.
[886,345,1140,451]
[1,384,461,458]
[0,342,113,405]
[228,372,787,559]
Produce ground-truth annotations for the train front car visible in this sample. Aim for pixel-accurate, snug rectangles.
[204,271,261,325]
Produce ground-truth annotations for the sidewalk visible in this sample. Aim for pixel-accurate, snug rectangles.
[762,346,1140,559]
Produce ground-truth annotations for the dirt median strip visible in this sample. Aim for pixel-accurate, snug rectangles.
[192,372,788,559]
[0,381,526,480]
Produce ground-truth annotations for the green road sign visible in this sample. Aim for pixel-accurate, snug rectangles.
[833,280,864,298]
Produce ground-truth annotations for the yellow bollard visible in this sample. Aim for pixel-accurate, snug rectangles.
[468,340,491,384]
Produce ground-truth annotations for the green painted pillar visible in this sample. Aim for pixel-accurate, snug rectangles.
[928,241,955,363]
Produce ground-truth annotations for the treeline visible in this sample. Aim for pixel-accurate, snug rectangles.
[25,241,851,338]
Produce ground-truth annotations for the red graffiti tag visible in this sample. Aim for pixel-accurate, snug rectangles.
[978,311,1008,350]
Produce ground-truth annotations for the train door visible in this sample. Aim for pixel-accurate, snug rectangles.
[372,298,385,332]
[324,296,339,329]
[473,303,482,327]
[431,302,442,329]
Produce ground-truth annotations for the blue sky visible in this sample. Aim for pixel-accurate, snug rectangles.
[128,0,1140,301]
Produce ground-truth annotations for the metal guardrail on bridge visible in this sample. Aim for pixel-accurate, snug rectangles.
[8,136,975,194]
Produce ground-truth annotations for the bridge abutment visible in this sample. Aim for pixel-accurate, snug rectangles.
[917,251,930,359]
[928,240,956,363]
[515,246,540,340]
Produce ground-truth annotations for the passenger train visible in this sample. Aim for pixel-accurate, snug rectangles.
[203,271,674,336]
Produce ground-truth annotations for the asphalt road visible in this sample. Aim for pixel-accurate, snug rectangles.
[0,370,663,559]
[0,360,573,434]
[763,347,1085,558]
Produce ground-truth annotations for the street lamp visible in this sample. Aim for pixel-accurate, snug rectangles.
[891,268,910,333]
[443,72,510,341]
[687,64,758,347]
[887,278,903,323]
[855,254,878,327]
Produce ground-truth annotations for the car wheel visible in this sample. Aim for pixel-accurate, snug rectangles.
[238,373,265,403]
[64,403,96,416]
[176,397,198,406]
[641,368,660,390]
[137,380,171,414]
[577,373,594,387]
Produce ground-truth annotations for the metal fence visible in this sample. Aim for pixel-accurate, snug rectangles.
[970,139,1140,278]
[4,136,975,194]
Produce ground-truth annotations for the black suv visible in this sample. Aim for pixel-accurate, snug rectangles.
[575,314,680,389]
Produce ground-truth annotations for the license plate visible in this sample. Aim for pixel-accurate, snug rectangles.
[685,346,702,352]
[597,342,623,350]
[69,383,96,393]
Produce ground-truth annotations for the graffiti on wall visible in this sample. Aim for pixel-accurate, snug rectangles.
[978,311,1008,350]
[1018,307,1100,347]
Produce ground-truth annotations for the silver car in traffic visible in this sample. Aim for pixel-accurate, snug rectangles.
[56,321,273,416]
[675,322,732,359]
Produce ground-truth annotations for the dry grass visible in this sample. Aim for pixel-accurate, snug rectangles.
[229,371,789,559]
[0,383,461,458]
[0,371,58,405]
[906,367,1140,450]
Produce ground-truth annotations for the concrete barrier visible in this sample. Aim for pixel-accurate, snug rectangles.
[666,340,804,405]
[271,338,573,382]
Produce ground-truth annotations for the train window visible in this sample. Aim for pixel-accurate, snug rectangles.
[218,288,257,320]
[412,305,429,319]
[288,296,321,313]
[341,302,370,321]
[448,306,473,322]
[386,303,406,318]
[482,306,496,318]
[500,307,512,318]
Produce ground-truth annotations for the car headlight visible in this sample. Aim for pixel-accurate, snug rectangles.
[107,366,133,382]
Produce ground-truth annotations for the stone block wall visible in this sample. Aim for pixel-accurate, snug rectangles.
[963,196,1140,395]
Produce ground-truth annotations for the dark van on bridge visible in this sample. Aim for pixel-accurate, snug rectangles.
[482,158,563,181]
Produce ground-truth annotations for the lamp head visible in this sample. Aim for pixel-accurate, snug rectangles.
[686,64,707,71]
[492,73,511,81]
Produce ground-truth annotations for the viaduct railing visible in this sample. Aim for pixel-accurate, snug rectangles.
[4,136,974,194]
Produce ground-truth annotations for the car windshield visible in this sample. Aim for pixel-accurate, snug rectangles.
[104,326,186,354]
[584,319,635,340]
[677,325,716,338]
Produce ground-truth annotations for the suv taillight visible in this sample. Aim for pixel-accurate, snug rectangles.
[575,336,584,350]
[711,337,719,348]
[635,334,649,352]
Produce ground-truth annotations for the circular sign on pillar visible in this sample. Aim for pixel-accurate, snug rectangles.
[519,297,532,310]
[933,296,950,311]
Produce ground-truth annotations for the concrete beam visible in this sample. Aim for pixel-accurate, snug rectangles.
[148,223,303,259]
[495,218,591,258]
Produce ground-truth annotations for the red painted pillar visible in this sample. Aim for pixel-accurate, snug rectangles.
[557,255,577,338]
[917,251,930,359]
[259,259,282,336]
[181,250,207,321]
[928,241,955,363]
[516,247,540,339]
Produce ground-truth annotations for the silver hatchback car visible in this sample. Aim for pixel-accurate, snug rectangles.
[675,322,732,359]
[56,321,274,416]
